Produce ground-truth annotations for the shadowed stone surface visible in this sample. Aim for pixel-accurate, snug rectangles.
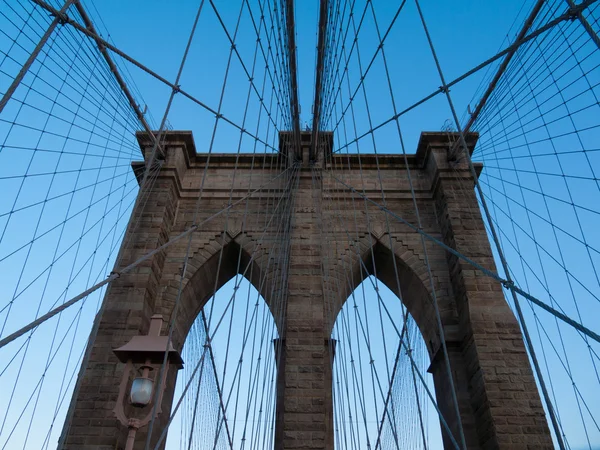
[63,131,552,449]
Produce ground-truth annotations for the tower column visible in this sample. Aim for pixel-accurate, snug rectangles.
[424,134,554,449]
[274,169,335,450]
[60,133,190,449]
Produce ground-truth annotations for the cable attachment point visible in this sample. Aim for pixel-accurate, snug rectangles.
[502,279,515,290]
[109,271,120,279]
[172,84,181,94]
[51,11,69,26]
[440,85,450,93]
[567,6,579,20]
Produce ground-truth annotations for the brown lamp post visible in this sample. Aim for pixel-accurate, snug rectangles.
[113,314,183,450]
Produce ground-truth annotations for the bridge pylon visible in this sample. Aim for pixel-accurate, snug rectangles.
[62,130,552,449]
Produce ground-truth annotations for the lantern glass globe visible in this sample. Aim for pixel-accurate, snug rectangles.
[130,377,154,407]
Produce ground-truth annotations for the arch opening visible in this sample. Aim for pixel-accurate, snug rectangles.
[328,237,447,357]
[331,274,444,450]
[170,236,279,350]
[165,274,278,450]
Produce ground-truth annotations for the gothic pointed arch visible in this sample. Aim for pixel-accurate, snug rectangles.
[331,272,444,449]
[327,231,456,357]
[155,230,278,350]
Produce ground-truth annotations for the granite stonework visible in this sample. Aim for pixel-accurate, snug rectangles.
[63,130,552,449]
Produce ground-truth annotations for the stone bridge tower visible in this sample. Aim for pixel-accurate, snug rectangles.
[62,130,552,449]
